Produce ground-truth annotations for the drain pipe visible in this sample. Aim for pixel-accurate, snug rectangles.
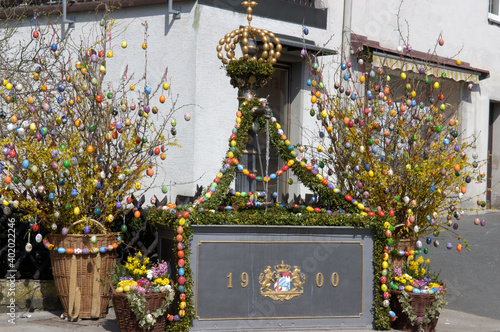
[341,0,353,63]
[169,0,181,19]
[62,0,75,40]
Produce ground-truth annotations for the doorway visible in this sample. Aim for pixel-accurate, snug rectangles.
[235,65,291,197]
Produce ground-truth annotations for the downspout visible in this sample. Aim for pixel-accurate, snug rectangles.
[341,0,353,63]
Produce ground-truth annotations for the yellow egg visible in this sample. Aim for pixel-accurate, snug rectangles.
[107,50,113,58]
[368,170,374,177]
[121,40,127,48]
[74,207,80,215]
[116,287,124,293]
[400,72,406,80]
[130,84,135,90]
[163,82,169,90]
[456,59,461,65]
[317,146,323,152]
[6,83,12,90]
[100,65,106,73]
[135,182,141,190]
[433,82,440,90]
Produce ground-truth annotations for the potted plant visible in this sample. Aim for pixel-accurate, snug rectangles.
[109,252,175,332]
[389,256,447,332]
[0,11,182,319]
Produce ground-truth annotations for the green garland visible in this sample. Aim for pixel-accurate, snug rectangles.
[125,290,175,331]
[397,290,447,332]
[226,58,275,81]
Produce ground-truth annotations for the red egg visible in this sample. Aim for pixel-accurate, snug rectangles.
[33,30,39,38]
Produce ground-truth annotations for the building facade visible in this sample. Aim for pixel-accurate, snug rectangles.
[3,0,499,208]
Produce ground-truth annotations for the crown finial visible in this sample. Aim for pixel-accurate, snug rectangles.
[241,1,258,26]
[216,1,281,65]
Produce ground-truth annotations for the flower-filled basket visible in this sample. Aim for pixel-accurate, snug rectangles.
[390,257,447,332]
[47,219,120,319]
[109,253,174,332]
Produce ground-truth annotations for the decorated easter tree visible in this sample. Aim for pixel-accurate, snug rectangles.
[0,13,180,235]
[302,38,485,249]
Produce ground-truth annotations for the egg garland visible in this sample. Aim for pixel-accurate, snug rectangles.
[42,234,122,254]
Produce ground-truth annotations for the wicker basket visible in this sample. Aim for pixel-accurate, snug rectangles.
[390,237,418,269]
[49,233,117,319]
[390,284,446,332]
[111,283,169,332]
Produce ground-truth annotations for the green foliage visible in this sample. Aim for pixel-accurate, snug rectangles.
[225,59,275,81]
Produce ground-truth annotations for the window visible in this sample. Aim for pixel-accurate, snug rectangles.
[488,0,500,24]
[283,0,315,7]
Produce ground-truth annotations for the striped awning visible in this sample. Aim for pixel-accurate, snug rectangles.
[372,53,479,84]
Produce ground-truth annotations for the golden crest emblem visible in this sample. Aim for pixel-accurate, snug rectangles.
[258,260,306,301]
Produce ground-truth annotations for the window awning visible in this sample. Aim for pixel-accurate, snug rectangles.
[350,33,489,85]
[372,52,480,84]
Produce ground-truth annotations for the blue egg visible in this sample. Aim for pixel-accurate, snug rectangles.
[178,286,185,293]
[341,63,347,70]
[288,144,294,150]
[272,192,278,198]
[237,164,243,171]
[303,27,309,35]
[57,83,65,92]
[59,179,65,186]
[57,96,64,104]
[364,164,370,171]
[57,247,66,254]
[41,127,48,136]
[179,268,185,276]
[389,311,396,318]
[96,182,102,190]
[413,288,421,294]
[443,138,450,145]
[319,131,325,138]
[255,201,262,207]
[426,237,432,244]
[429,185,435,193]
[306,79,312,86]
[100,247,107,253]
[270,173,276,180]
[51,44,58,51]
[22,159,29,168]
[367,92,373,100]
[145,86,152,94]
[411,100,417,107]
[49,193,55,201]
[343,72,350,80]
[225,205,232,210]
